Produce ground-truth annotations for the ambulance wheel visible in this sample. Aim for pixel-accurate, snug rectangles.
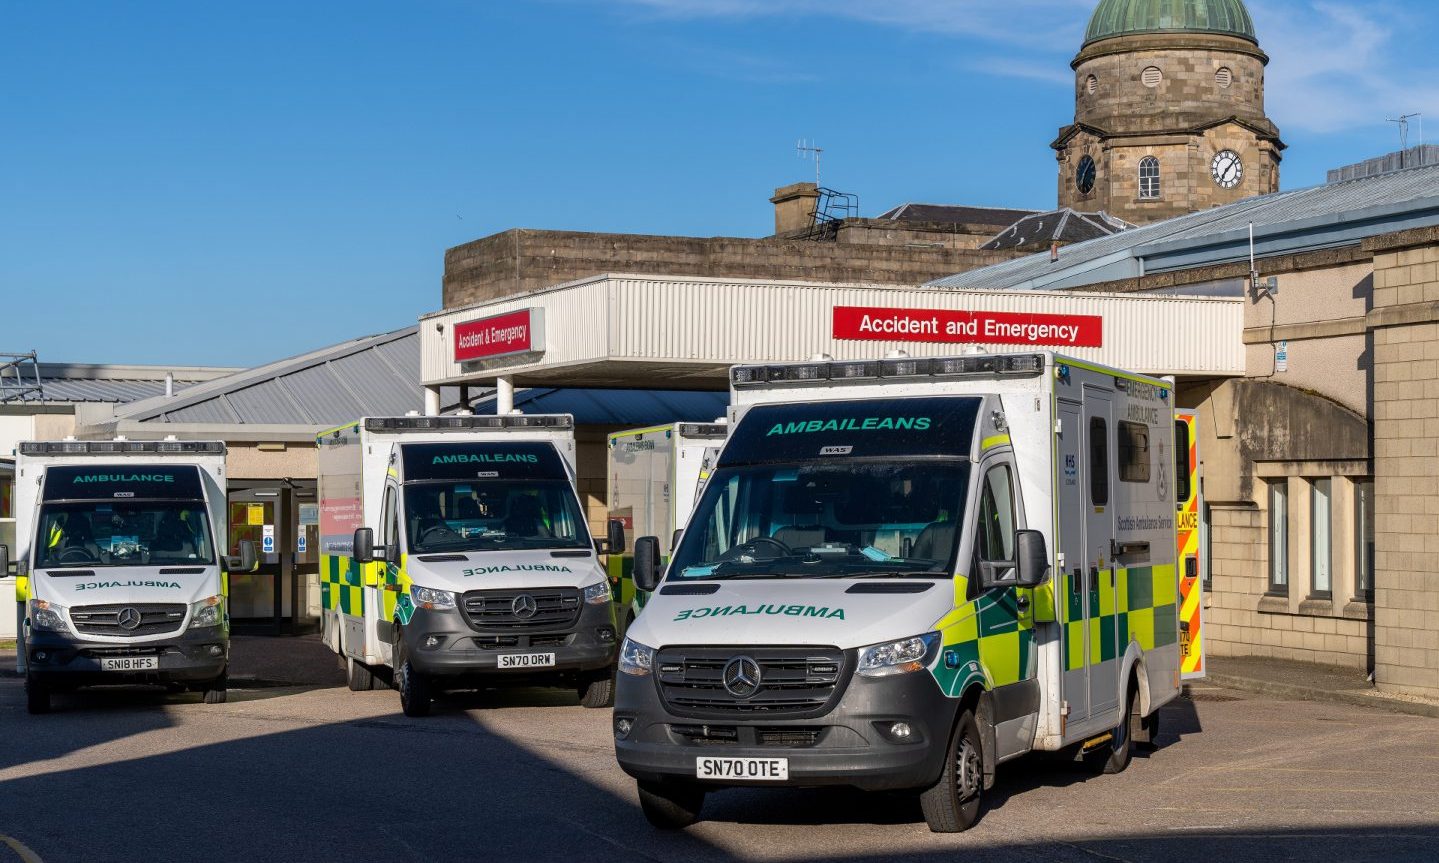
[578,669,615,708]
[636,780,705,830]
[920,707,984,833]
[25,677,51,715]
[347,657,377,692]
[1087,682,1138,775]
[202,675,228,705]
[397,660,433,718]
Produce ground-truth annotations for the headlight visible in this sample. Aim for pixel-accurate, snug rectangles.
[189,595,226,628]
[618,637,655,677]
[28,599,68,633]
[857,632,940,678]
[411,585,457,610]
[583,581,612,605]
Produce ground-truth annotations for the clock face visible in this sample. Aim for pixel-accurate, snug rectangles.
[1212,150,1244,189]
[1076,155,1097,195]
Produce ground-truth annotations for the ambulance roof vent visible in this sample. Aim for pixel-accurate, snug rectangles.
[454,410,474,417]
[809,353,835,362]
[886,349,912,359]
[405,410,422,417]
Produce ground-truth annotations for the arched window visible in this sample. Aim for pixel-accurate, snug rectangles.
[1139,157,1161,200]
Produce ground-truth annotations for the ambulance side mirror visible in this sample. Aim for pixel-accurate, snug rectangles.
[633,536,662,593]
[0,544,9,577]
[227,540,258,573]
[603,519,627,555]
[1015,530,1050,589]
[353,528,376,564]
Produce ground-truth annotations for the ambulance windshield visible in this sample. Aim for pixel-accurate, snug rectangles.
[403,481,591,553]
[35,502,215,568]
[398,440,592,553]
[668,460,970,580]
[665,396,979,580]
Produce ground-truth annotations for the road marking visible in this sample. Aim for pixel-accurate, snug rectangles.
[0,835,44,863]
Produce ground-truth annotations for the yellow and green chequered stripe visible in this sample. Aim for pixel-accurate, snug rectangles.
[929,578,1037,697]
[1062,565,1178,670]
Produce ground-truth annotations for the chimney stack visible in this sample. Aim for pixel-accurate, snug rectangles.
[770,182,821,236]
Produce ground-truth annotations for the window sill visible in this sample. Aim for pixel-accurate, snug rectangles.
[1342,600,1374,621]
[1257,594,1290,614]
[1298,596,1334,616]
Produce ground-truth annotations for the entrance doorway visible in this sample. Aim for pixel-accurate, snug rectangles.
[226,482,320,634]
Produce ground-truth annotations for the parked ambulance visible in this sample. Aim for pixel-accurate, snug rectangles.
[614,352,1183,832]
[317,414,623,717]
[5,439,250,714]
[606,422,726,622]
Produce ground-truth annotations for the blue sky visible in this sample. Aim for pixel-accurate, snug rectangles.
[4,0,1437,368]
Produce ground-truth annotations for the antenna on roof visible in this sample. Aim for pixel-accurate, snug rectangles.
[1388,113,1422,167]
[797,139,823,186]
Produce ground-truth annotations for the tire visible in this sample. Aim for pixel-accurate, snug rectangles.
[347,657,377,692]
[1139,705,1161,752]
[1086,682,1138,775]
[578,669,615,709]
[919,708,984,833]
[637,780,705,830]
[25,677,51,715]
[202,684,228,705]
[397,660,433,718]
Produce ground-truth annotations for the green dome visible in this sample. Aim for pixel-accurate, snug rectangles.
[1084,0,1257,45]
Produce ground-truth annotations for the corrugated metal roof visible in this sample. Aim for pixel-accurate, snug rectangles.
[928,163,1439,293]
[877,203,1039,227]
[470,388,728,427]
[116,328,426,426]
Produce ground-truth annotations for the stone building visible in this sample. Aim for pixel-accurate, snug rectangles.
[1054,0,1284,224]
[933,161,1439,700]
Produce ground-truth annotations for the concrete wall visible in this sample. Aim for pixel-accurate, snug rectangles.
[1368,234,1439,698]
[442,229,1020,308]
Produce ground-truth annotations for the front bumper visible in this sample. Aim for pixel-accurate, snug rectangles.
[26,626,229,688]
[614,662,957,792]
[401,600,618,680]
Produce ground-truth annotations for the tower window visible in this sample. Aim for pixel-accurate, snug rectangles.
[1141,66,1162,88]
[1139,157,1161,199]
[1216,67,1233,88]
[1086,74,1098,95]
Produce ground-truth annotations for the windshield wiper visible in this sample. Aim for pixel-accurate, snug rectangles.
[838,571,949,579]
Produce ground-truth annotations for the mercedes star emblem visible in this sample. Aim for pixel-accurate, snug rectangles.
[722,656,762,699]
[511,594,539,619]
[117,607,143,631]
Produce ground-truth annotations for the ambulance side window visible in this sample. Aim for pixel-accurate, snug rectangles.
[1118,421,1151,483]
[1174,420,1192,504]
[971,463,1017,597]
[1089,417,1109,507]
[381,486,399,552]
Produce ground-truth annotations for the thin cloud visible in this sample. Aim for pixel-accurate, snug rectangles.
[597,0,1439,136]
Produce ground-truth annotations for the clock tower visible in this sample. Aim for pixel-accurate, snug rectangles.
[1054,0,1284,224]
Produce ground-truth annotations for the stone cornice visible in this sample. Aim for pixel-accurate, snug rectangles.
[1073,31,1268,68]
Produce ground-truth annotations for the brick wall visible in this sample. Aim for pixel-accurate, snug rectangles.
[443,229,1021,308]
[1369,240,1439,697]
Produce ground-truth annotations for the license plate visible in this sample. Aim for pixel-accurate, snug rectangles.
[695,757,789,782]
[497,653,555,669]
[100,656,158,672]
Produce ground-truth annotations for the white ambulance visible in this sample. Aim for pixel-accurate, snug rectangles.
[6,439,250,714]
[614,352,1181,832]
[606,422,726,622]
[317,415,623,717]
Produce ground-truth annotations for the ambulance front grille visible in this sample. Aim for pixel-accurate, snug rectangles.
[70,604,187,637]
[460,589,581,631]
[655,646,848,719]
